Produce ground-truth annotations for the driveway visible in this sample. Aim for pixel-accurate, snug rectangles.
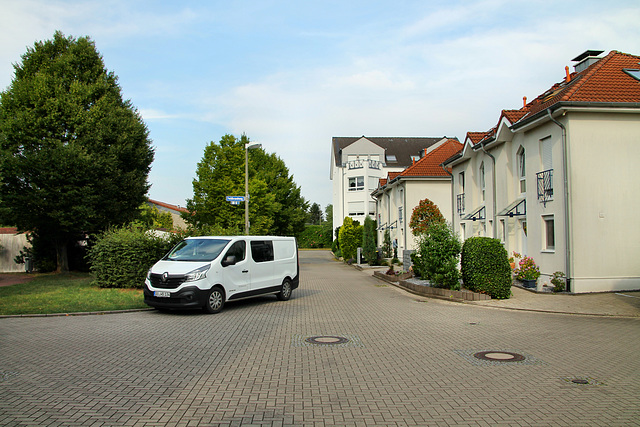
[1,250,639,426]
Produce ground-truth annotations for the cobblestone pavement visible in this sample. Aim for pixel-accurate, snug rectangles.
[1,251,639,426]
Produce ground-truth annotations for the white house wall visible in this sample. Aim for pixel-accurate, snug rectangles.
[564,112,640,292]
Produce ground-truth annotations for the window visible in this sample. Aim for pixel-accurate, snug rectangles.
[517,147,526,193]
[480,162,485,201]
[368,177,379,191]
[348,201,365,216]
[543,216,555,250]
[369,201,376,216]
[399,207,403,225]
[224,240,246,263]
[500,219,506,242]
[386,154,397,163]
[459,172,465,192]
[250,240,274,263]
[348,176,365,191]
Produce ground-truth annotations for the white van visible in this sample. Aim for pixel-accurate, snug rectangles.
[143,236,299,313]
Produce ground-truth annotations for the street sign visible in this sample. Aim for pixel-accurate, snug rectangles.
[226,196,245,202]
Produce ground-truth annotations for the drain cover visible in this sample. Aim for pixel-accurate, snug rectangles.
[305,336,349,345]
[572,379,589,384]
[473,351,525,362]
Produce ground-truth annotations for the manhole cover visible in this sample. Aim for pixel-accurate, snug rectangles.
[305,336,350,345]
[473,351,525,362]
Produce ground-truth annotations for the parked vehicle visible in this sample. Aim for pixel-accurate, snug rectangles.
[144,236,299,313]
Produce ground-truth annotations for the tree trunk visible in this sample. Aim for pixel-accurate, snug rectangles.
[56,240,69,273]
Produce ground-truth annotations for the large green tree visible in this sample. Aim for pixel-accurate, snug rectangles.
[0,32,154,272]
[186,134,307,236]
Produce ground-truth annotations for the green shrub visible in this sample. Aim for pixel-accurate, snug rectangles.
[461,237,512,299]
[413,222,461,289]
[339,217,362,260]
[382,229,392,258]
[363,216,377,265]
[87,226,183,288]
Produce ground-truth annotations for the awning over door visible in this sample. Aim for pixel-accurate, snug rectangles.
[497,198,526,217]
[462,205,485,221]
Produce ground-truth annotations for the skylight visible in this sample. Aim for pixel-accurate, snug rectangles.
[386,154,397,163]
[624,69,640,81]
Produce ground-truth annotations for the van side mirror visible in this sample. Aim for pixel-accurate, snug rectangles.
[221,255,237,267]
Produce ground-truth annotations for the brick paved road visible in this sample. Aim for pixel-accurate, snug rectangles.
[1,250,639,426]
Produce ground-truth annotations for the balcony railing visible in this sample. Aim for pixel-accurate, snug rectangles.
[456,193,465,215]
[536,169,553,207]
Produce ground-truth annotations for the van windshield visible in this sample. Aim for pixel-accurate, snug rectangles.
[164,239,230,262]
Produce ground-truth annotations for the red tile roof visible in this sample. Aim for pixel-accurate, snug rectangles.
[387,172,401,181]
[400,139,463,177]
[521,50,640,119]
[148,198,189,213]
[466,51,640,146]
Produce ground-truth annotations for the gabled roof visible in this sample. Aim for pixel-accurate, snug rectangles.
[332,136,451,167]
[399,139,463,177]
[517,50,640,122]
[387,172,401,181]
[443,50,640,168]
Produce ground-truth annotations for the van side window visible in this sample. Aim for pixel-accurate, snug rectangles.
[250,240,274,263]
[224,241,246,262]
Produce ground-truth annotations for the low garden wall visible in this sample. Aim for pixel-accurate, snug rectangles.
[373,271,491,302]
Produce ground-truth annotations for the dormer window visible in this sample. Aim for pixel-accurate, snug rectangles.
[624,69,640,81]
[386,154,397,163]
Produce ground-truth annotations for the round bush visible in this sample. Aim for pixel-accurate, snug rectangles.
[461,237,512,299]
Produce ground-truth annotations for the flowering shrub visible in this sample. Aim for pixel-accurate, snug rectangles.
[514,256,540,281]
[409,198,445,236]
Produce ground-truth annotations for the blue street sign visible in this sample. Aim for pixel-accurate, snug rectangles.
[226,196,245,202]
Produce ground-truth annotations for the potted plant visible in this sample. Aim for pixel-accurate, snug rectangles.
[514,256,540,288]
[509,252,521,270]
[551,271,566,293]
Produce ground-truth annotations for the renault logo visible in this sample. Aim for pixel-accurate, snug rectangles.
[162,272,169,282]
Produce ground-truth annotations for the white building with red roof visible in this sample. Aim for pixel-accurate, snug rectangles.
[443,50,640,293]
[371,138,463,255]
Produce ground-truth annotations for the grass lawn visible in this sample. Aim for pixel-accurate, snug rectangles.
[0,273,148,315]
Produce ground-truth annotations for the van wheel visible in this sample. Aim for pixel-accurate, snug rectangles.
[277,279,292,301]
[204,287,225,314]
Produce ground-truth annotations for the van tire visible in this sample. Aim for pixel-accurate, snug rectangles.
[204,287,225,314]
[277,279,292,301]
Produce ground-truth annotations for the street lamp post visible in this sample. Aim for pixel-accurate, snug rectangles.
[245,141,262,235]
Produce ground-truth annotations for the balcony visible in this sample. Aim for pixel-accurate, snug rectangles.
[536,169,553,207]
[456,193,465,216]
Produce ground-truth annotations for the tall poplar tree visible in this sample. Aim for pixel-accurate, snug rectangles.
[0,32,154,272]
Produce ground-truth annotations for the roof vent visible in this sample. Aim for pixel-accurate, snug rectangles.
[572,50,604,73]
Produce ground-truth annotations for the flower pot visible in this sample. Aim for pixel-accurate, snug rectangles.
[521,279,537,289]
[510,262,516,270]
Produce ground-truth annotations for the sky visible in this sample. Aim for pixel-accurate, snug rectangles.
[1,0,640,211]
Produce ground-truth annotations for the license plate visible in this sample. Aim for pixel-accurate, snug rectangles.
[154,291,171,298]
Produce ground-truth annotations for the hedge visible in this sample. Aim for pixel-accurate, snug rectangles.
[87,226,183,288]
[460,237,512,299]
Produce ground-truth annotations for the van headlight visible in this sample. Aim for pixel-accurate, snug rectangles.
[185,265,210,282]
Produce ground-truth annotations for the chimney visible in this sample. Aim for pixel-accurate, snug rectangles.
[572,50,604,73]
[523,96,527,107]
[565,66,571,83]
